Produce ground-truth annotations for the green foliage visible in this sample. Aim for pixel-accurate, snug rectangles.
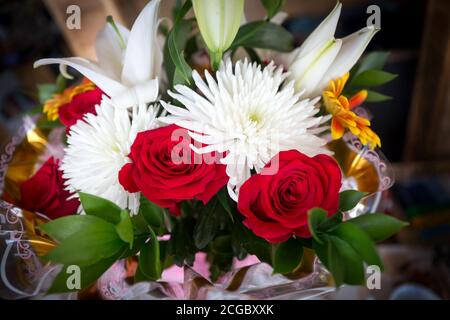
[216,187,233,220]
[261,0,284,20]
[352,51,390,77]
[333,222,384,271]
[272,237,303,274]
[115,210,134,248]
[48,248,126,294]
[138,226,162,281]
[43,193,169,293]
[40,215,110,243]
[139,196,165,232]
[37,74,66,104]
[346,51,397,103]
[231,21,294,52]
[207,235,234,281]
[36,118,64,129]
[166,0,193,86]
[348,213,408,242]
[194,199,221,249]
[35,75,67,129]
[231,220,272,264]
[43,185,407,293]
[46,223,125,266]
[339,190,368,212]
[79,192,121,224]
[308,202,407,286]
[351,70,398,87]
[307,207,328,243]
[167,218,197,266]
[366,90,392,102]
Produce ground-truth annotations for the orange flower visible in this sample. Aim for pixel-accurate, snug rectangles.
[43,79,96,121]
[322,73,381,149]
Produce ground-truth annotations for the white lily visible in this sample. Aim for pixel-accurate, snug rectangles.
[34,0,162,109]
[285,2,379,98]
[193,0,244,67]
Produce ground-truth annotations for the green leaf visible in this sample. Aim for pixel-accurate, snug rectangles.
[313,236,329,267]
[318,212,343,232]
[217,188,231,216]
[351,70,397,87]
[194,199,220,249]
[169,44,192,86]
[231,221,271,263]
[164,18,193,87]
[168,218,197,266]
[313,235,345,286]
[138,226,162,281]
[333,222,383,270]
[353,51,390,77]
[232,21,294,52]
[325,237,345,286]
[159,240,174,270]
[348,213,408,242]
[243,47,262,64]
[40,215,111,243]
[314,233,366,287]
[36,117,63,129]
[120,235,147,258]
[131,211,150,235]
[261,0,284,20]
[115,210,134,248]
[208,235,234,281]
[366,90,392,102]
[47,247,126,294]
[46,224,124,266]
[272,238,304,274]
[216,187,234,222]
[139,196,164,230]
[167,0,193,86]
[134,263,150,283]
[79,192,121,224]
[330,235,365,285]
[307,208,328,243]
[56,74,67,92]
[339,190,368,212]
[37,83,58,104]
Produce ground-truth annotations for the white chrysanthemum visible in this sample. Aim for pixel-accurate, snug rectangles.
[161,59,331,200]
[61,97,160,214]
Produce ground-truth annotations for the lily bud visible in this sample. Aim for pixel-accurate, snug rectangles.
[192,0,244,68]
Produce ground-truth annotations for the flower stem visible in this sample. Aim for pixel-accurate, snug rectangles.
[210,50,223,71]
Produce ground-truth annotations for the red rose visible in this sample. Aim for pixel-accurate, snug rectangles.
[58,87,103,130]
[119,125,228,215]
[237,150,341,243]
[20,157,79,219]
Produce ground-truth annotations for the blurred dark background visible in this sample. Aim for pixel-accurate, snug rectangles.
[0,0,449,299]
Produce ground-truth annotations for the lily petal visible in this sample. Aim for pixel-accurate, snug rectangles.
[121,0,161,86]
[34,57,126,97]
[318,25,379,91]
[151,18,165,86]
[295,2,341,60]
[111,79,159,109]
[95,22,129,80]
[290,39,342,97]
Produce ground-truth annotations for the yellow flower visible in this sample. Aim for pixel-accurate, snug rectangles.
[43,79,96,121]
[322,72,381,149]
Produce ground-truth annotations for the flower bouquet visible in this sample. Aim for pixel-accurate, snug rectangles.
[0,0,407,299]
